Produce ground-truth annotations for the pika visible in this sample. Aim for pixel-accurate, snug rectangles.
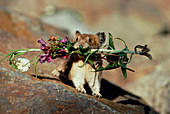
[53,31,106,97]
[65,31,106,97]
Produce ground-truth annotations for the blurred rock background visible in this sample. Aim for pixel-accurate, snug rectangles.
[0,0,169,113]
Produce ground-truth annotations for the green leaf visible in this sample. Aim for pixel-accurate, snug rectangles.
[118,53,127,57]
[78,50,82,55]
[121,67,127,79]
[78,45,83,55]
[56,34,62,41]
[128,53,134,63]
[119,61,127,79]
[108,33,115,50]
[66,43,72,51]
[0,50,29,63]
[67,38,71,44]
[0,56,10,62]
[106,55,119,63]
[119,61,126,69]
[8,53,17,69]
[115,37,128,50]
[106,45,115,51]
[79,49,98,68]
[34,59,39,78]
[14,51,27,57]
[78,46,91,55]
[0,53,14,62]
[96,63,120,72]
[87,59,95,68]
[27,51,43,65]
[95,66,105,71]
[8,51,28,69]
[0,54,9,56]
[9,53,15,62]
[10,62,17,69]
[105,63,120,70]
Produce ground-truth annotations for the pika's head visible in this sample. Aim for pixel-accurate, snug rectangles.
[74,31,106,49]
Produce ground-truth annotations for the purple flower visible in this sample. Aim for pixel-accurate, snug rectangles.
[59,49,68,59]
[38,38,47,46]
[38,38,53,63]
[39,55,47,63]
[59,49,66,53]
[39,51,52,63]
[46,55,52,63]
[62,55,68,59]
[60,37,68,43]
[38,38,48,50]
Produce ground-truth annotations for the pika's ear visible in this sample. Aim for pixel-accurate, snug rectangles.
[96,32,106,46]
[75,30,81,35]
[74,30,81,41]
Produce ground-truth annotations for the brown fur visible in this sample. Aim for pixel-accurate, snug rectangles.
[53,31,106,97]
[68,31,106,97]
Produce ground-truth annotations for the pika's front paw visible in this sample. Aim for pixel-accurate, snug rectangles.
[76,86,86,94]
[52,70,59,76]
[92,91,102,97]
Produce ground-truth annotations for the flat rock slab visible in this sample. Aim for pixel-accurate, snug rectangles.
[0,67,157,113]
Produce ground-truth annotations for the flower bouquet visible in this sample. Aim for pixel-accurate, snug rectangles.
[0,33,152,79]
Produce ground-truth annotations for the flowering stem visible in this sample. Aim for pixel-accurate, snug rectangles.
[34,59,39,78]
[25,51,43,66]
[14,49,41,53]
[90,49,142,55]
[79,49,99,68]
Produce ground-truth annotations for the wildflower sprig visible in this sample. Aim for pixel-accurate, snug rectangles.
[0,33,152,79]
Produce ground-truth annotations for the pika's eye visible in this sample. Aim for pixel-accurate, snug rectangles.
[89,37,91,43]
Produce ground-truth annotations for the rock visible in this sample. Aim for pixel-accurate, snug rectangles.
[0,67,157,113]
[125,58,170,114]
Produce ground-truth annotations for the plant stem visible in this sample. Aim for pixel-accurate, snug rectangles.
[15,49,41,53]
[91,49,142,55]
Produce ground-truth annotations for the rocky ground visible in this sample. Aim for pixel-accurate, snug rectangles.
[0,67,158,113]
[0,0,169,113]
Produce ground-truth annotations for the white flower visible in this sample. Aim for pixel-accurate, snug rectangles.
[16,57,30,72]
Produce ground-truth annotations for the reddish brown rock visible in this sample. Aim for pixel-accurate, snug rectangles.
[0,67,158,113]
